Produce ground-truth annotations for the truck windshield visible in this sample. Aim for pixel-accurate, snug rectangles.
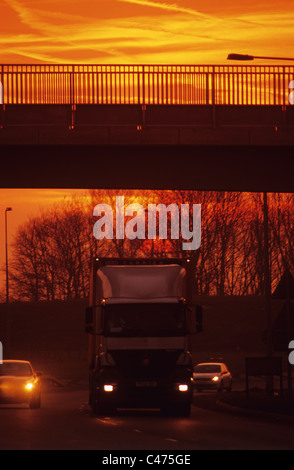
[104,303,186,337]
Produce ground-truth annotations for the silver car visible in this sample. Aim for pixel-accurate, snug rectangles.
[193,362,232,392]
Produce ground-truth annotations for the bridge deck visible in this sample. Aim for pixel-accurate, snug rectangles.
[0,103,294,146]
[0,65,293,191]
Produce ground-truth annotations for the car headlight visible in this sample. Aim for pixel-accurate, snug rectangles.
[212,376,219,382]
[25,382,34,390]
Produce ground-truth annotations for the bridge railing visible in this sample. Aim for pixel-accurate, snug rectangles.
[1,64,294,106]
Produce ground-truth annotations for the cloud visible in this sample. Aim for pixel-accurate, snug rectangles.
[3,0,88,34]
[1,0,294,64]
[117,0,209,18]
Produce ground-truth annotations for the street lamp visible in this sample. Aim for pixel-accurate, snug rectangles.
[227,53,294,61]
[5,207,12,303]
[227,52,294,395]
[227,53,274,360]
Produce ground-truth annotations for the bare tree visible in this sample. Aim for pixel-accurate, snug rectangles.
[10,195,94,301]
[7,189,293,301]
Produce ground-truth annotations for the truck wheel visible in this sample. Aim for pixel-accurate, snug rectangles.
[161,404,172,416]
[176,403,191,417]
[92,400,115,416]
[162,403,191,417]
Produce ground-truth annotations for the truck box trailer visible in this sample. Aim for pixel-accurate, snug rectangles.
[85,257,202,416]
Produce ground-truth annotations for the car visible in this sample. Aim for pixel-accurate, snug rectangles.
[193,362,232,392]
[0,360,41,408]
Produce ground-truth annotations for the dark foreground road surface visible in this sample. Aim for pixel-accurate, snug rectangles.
[0,385,293,451]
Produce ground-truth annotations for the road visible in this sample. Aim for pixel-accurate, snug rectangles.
[0,386,293,452]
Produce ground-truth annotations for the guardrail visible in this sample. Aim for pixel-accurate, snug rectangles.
[1,64,294,106]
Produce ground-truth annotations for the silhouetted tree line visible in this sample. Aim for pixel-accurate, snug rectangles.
[5,190,294,301]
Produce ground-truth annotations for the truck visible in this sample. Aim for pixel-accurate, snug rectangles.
[85,257,202,416]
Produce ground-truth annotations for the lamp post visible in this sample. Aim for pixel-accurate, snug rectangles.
[5,207,12,303]
[227,52,294,395]
[227,53,274,360]
[227,53,294,61]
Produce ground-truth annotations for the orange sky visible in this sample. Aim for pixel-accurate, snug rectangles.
[0,0,294,64]
[0,189,87,297]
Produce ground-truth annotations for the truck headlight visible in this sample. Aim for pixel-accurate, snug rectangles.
[25,382,34,390]
[178,384,188,392]
[212,376,219,382]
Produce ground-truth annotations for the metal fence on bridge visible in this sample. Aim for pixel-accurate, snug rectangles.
[0,64,294,106]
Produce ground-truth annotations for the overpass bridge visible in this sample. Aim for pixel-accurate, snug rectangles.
[0,64,294,191]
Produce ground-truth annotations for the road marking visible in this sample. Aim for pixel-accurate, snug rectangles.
[96,418,119,426]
